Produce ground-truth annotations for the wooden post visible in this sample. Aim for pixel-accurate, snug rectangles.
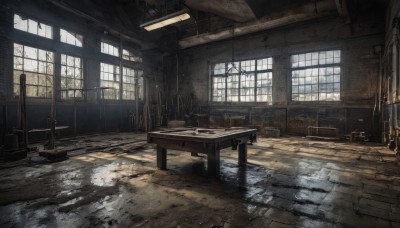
[238,143,247,166]
[157,145,167,170]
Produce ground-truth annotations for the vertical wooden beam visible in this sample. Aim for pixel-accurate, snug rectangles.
[207,144,220,177]
[157,145,167,170]
[238,142,247,166]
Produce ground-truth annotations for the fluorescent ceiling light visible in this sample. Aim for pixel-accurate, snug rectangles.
[140,9,190,31]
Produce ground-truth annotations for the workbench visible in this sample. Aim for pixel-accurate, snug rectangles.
[147,128,257,177]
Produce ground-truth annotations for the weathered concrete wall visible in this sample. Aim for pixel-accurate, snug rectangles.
[0,1,162,143]
[165,16,384,136]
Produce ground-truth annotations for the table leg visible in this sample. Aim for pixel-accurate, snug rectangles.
[238,143,247,166]
[207,145,220,177]
[157,145,167,170]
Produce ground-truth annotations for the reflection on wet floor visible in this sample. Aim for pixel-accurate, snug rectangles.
[0,133,399,227]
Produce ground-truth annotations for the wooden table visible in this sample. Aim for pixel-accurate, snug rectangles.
[147,128,257,177]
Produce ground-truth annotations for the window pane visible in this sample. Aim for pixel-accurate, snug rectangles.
[100,62,120,100]
[122,67,137,100]
[212,77,225,102]
[240,73,255,102]
[60,54,83,99]
[227,75,239,102]
[240,60,255,72]
[101,41,119,57]
[213,63,225,75]
[13,43,54,98]
[257,58,272,70]
[60,28,83,47]
[14,14,53,39]
[122,49,142,62]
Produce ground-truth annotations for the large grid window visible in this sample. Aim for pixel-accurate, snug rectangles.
[13,43,54,98]
[14,14,53,39]
[122,67,136,100]
[61,54,83,99]
[291,50,341,101]
[60,28,83,47]
[100,63,120,100]
[101,42,119,57]
[211,57,273,103]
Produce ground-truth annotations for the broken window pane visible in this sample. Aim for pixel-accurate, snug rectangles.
[122,49,142,62]
[14,14,53,39]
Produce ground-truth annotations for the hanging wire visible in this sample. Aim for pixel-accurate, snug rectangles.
[225,24,249,78]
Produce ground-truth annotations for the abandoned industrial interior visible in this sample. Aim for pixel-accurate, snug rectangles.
[1,0,400,227]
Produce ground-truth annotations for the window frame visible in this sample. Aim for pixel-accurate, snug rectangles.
[101,41,120,57]
[60,53,84,99]
[122,66,137,100]
[122,48,142,63]
[100,62,121,100]
[60,28,84,47]
[14,14,53,39]
[210,57,273,104]
[13,43,54,98]
[290,49,342,102]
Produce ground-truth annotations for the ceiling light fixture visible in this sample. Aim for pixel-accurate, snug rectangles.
[140,9,190,31]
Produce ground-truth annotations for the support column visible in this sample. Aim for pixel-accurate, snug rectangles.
[157,145,167,170]
[238,143,247,166]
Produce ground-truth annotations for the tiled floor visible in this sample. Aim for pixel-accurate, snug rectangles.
[0,133,399,227]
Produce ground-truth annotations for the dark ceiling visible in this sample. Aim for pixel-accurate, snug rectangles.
[1,0,388,51]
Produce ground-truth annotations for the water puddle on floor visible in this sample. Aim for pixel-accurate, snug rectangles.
[91,163,119,187]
